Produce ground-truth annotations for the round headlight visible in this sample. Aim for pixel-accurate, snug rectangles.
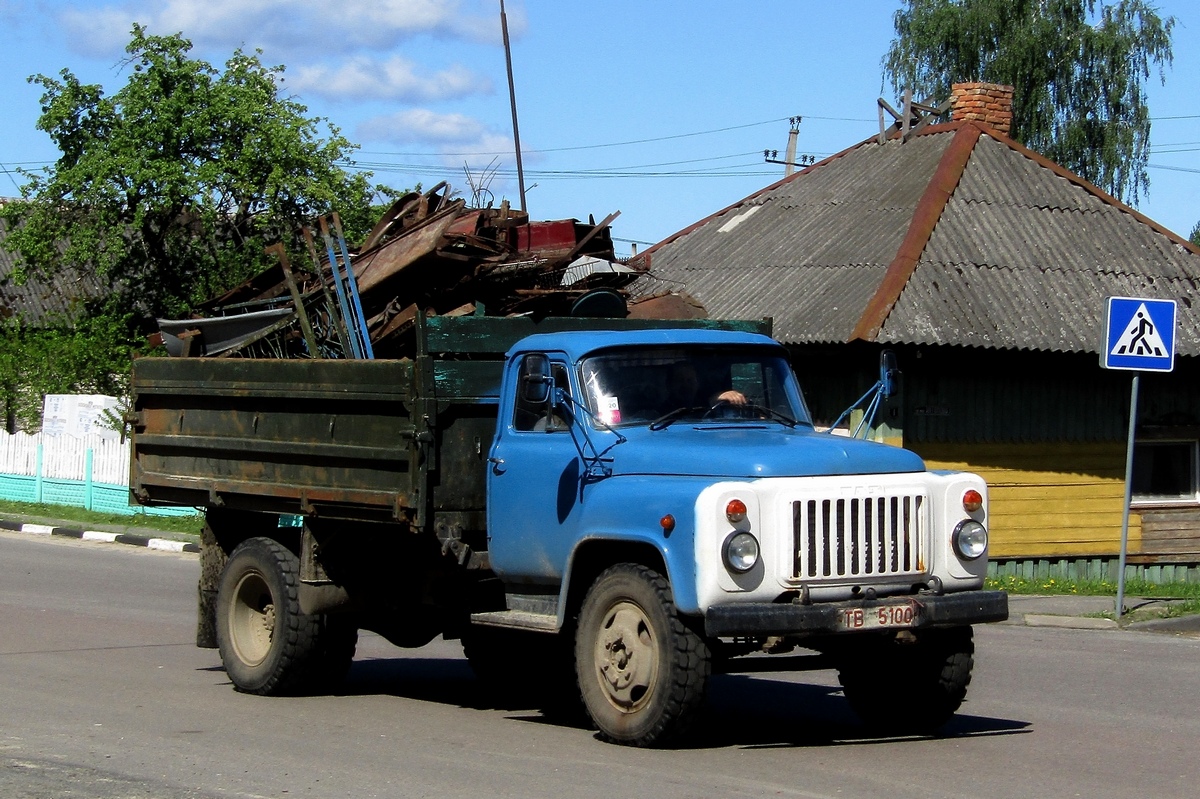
[953,519,988,560]
[724,531,760,573]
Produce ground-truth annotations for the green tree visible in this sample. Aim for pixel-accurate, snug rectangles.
[0,314,134,432]
[884,0,1174,205]
[1,25,378,323]
[1190,221,1200,248]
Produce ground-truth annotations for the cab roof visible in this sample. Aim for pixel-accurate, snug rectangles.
[506,328,783,362]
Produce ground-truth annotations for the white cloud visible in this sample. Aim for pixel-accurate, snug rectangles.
[57,0,510,60]
[357,108,488,145]
[58,6,145,58]
[288,56,488,103]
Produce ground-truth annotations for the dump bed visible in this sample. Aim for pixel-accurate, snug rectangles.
[129,314,771,524]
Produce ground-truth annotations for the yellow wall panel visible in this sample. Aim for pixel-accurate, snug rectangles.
[919,442,1140,558]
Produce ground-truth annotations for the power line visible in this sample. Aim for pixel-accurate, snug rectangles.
[340,159,779,179]
[0,163,24,194]
[1147,162,1200,174]
[357,117,792,158]
[353,115,868,158]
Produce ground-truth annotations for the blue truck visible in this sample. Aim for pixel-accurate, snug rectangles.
[129,314,1007,747]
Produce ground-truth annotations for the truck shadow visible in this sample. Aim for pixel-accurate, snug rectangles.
[335,656,1031,749]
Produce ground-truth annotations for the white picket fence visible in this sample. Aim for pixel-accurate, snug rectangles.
[0,431,131,484]
[0,430,196,517]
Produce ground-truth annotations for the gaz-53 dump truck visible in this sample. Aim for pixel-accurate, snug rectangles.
[129,314,1008,747]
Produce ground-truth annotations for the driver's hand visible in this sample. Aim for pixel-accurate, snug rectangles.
[716,390,748,406]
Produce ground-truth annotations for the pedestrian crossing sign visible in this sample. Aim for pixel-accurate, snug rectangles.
[1103,296,1176,372]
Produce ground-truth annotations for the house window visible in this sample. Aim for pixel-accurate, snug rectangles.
[1131,440,1200,504]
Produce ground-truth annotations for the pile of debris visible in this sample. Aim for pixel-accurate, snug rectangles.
[155,182,680,359]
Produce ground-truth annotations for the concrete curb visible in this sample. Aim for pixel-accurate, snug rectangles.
[1023,613,1119,630]
[1125,614,1200,634]
[0,519,200,554]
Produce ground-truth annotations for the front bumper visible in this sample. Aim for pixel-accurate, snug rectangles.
[704,590,1009,638]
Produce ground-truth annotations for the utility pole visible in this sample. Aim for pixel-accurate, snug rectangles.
[763,116,814,173]
[783,116,801,177]
[500,0,527,212]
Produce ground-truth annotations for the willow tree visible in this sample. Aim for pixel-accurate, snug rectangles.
[884,0,1174,205]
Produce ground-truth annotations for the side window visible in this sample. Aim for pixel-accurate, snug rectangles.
[1132,440,1199,504]
[513,357,572,432]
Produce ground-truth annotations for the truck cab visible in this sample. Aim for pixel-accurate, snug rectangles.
[478,329,1006,744]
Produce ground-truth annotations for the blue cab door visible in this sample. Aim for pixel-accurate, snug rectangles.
[486,353,585,585]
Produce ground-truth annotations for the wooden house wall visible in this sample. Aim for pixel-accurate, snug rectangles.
[790,344,1200,560]
[919,441,1135,557]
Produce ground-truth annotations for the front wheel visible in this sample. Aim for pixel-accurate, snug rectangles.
[837,626,974,734]
[215,537,356,696]
[575,564,710,747]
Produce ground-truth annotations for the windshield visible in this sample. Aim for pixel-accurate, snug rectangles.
[579,346,810,427]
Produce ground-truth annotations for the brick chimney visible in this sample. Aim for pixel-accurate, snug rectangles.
[950,82,1014,136]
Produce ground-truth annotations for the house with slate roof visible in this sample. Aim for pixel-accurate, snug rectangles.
[634,84,1200,580]
[0,211,105,328]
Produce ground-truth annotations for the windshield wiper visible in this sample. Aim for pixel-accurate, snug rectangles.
[746,404,799,428]
[648,406,705,431]
[650,403,800,430]
[649,403,799,430]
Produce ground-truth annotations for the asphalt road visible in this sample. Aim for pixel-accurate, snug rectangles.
[3,530,1199,799]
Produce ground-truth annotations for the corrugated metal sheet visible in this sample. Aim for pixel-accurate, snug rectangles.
[0,217,106,327]
[641,134,954,344]
[954,135,1090,210]
[885,135,1200,354]
[641,125,1200,356]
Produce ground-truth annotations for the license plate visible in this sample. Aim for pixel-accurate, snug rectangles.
[836,600,917,632]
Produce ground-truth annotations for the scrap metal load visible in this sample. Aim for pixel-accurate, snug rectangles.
[154,182,649,359]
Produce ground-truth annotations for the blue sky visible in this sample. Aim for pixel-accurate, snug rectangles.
[1,0,1196,256]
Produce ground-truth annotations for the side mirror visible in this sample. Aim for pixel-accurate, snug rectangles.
[879,350,899,399]
[520,354,551,404]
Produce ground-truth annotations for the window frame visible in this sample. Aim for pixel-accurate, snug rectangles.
[512,354,572,433]
[1130,438,1200,507]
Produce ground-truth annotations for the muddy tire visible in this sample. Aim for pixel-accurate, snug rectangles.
[575,564,710,747]
[215,537,356,695]
[837,626,974,734]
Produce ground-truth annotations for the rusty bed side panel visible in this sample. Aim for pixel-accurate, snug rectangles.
[130,358,418,516]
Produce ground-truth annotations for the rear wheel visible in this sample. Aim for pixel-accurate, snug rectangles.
[575,564,710,747]
[837,626,974,734]
[216,537,356,695]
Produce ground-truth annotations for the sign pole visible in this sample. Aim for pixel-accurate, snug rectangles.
[1102,295,1175,620]
[1115,374,1139,618]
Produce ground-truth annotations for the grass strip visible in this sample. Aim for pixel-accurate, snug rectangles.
[0,498,203,537]
[987,573,1200,600]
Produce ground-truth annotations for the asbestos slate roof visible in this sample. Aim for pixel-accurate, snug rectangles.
[0,216,106,327]
[637,122,1200,357]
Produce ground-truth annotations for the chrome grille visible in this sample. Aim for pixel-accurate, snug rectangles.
[792,493,925,580]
